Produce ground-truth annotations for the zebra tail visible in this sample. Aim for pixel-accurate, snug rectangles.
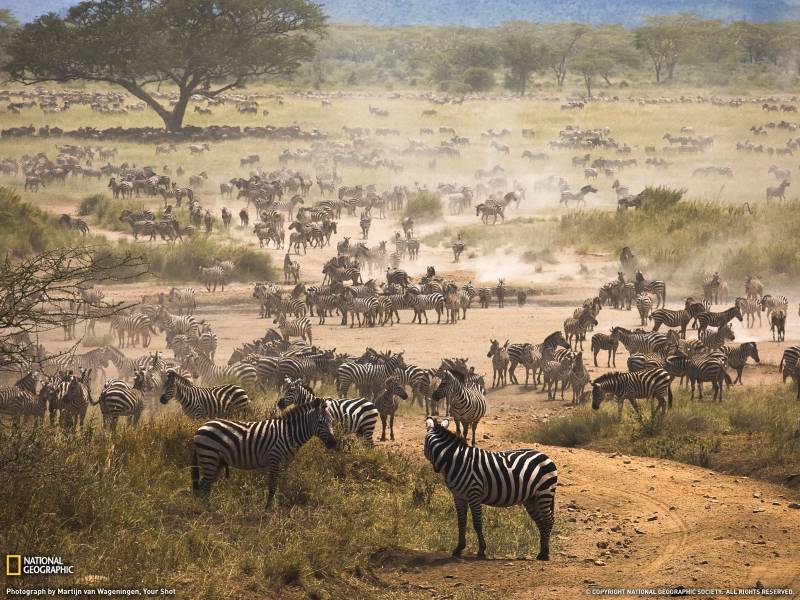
[723,371,733,386]
[190,446,200,494]
[223,461,230,479]
[667,385,673,406]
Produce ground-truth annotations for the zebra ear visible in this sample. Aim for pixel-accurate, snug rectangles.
[425,417,435,430]
[440,418,450,430]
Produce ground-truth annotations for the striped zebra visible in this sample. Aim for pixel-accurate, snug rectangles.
[190,399,336,507]
[398,365,440,415]
[721,343,760,385]
[59,370,93,429]
[459,283,477,319]
[273,314,313,344]
[168,287,196,315]
[698,324,735,350]
[495,279,506,308]
[771,310,786,342]
[611,327,670,357]
[650,302,706,338]
[591,331,619,367]
[375,295,395,326]
[0,372,45,425]
[687,352,730,402]
[487,339,509,388]
[568,352,590,404]
[198,265,227,292]
[761,294,789,322]
[185,350,258,388]
[735,297,761,328]
[540,354,573,400]
[508,331,570,386]
[432,359,486,446]
[627,353,664,373]
[94,371,147,430]
[160,368,250,419]
[385,268,410,288]
[423,417,557,560]
[591,368,673,419]
[563,309,598,350]
[342,294,379,327]
[110,313,155,348]
[779,346,800,385]
[634,271,666,308]
[373,376,409,441]
[478,288,491,309]
[104,345,140,380]
[406,291,445,324]
[276,351,335,387]
[695,305,743,335]
[278,378,380,443]
[335,352,406,398]
[313,292,344,325]
[381,291,414,324]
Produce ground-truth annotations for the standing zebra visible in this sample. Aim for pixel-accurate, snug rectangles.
[486,339,509,388]
[687,353,730,402]
[184,350,258,388]
[60,370,93,429]
[373,376,410,441]
[650,302,706,338]
[591,331,619,367]
[478,287,491,309]
[761,294,789,322]
[0,372,45,425]
[735,297,761,328]
[508,331,570,386]
[699,323,735,350]
[611,327,671,357]
[779,346,800,385]
[721,342,760,385]
[432,359,486,446]
[635,293,653,325]
[191,399,335,507]
[591,368,673,419]
[634,271,666,308]
[160,368,250,419]
[273,314,313,344]
[563,308,598,351]
[495,279,506,308]
[335,352,406,398]
[94,371,147,430]
[423,417,557,560]
[198,265,227,292]
[278,378,380,443]
[694,305,743,335]
[405,290,445,324]
[110,313,155,348]
[568,352,590,405]
[168,287,196,315]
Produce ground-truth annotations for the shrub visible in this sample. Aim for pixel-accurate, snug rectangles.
[531,406,616,447]
[403,191,443,222]
[462,67,495,91]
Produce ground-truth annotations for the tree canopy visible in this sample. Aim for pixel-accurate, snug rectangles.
[5,0,326,130]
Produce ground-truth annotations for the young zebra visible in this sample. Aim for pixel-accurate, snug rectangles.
[735,296,761,328]
[405,291,445,324]
[699,323,735,350]
[335,352,406,398]
[695,305,743,335]
[198,265,227,292]
[424,417,557,560]
[191,399,336,507]
[94,370,147,430]
[540,355,573,401]
[568,352,590,405]
[273,314,313,344]
[650,302,706,338]
[771,310,786,342]
[160,368,250,419]
[478,287,491,308]
[688,353,730,402]
[0,372,45,425]
[486,339,509,388]
[591,331,619,367]
[168,287,196,315]
[634,271,666,308]
[372,376,410,441]
[721,342,760,385]
[432,359,486,446]
[591,368,673,419]
[635,293,653,325]
[563,308,598,351]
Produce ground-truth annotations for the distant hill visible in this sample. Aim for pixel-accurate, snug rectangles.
[3,0,800,26]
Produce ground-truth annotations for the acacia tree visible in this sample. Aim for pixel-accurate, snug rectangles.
[5,0,326,131]
[635,14,698,83]
[541,23,589,88]
[499,27,545,96]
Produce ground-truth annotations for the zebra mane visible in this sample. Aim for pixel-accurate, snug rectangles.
[166,368,192,386]
[431,419,468,447]
[591,372,616,385]
[278,397,324,420]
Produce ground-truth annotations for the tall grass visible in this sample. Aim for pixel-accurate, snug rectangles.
[524,385,800,482]
[2,411,561,597]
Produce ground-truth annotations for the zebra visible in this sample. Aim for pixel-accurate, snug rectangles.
[278,378,379,443]
[698,324,735,350]
[0,372,45,425]
[398,365,440,414]
[563,308,598,350]
[591,331,619,367]
[487,339,509,388]
[342,294,379,328]
[432,359,486,446]
[94,371,147,430]
[650,302,706,338]
[735,297,761,328]
[508,331,570,386]
[694,305,743,334]
[611,327,670,357]
[185,350,258,388]
[779,346,800,384]
[190,399,336,507]
[478,288,491,308]
[459,283,477,318]
[721,342,760,385]
[591,368,673,419]
[273,314,313,344]
[405,291,445,324]
[423,417,557,560]
[59,369,93,429]
[771,309,786,342]
[168,287,196,315]
[198,265,227,292]
[634,272,666,308]
[761,294,789,322]
[276,351,335,387]
[385,268,410,288]
[371,376,410,441]
[540,354,573,400]
[627,352,664,373]
[335,352,406,398]
[495,279,506,308]
[160,368,250,419]
[110,313,155,348]
[568,352,590,405]
[687,353,730,402]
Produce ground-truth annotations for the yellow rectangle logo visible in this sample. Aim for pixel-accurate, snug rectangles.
[6,554,22,576]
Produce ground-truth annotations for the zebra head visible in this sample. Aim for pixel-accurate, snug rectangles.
[384,376,408,402]
[746,342,761,363]
[159,368,180,404]
[277,377,315,410]
[424,417,459,465]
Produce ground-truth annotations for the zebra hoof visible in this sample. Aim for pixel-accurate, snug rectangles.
[476,550,487,560]
[536,552,550,561]
[451,548,463,558]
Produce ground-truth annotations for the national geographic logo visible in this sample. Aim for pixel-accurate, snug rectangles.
[6,555,74,576]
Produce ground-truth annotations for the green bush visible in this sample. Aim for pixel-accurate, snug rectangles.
[462,67,495,91]
[531,406,616,447]
[403,191,443,222]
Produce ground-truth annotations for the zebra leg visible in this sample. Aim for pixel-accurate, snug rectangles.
[525,493,555,560]
[452,496,468,557]
[389,413,395,441]
[470,422,478,447]
[266,465,280,509]
[509,361,518,385]
[469,500,487,558]
[380,414,387,442]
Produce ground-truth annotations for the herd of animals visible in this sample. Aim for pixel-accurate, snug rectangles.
[3,87,800,560]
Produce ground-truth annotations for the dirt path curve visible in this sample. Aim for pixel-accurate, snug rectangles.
[374,387,800,599]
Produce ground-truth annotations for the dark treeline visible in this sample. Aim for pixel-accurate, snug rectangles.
[292,15,800,94]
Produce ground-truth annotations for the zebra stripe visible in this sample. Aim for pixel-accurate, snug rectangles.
[432,363,486,446]
[167,287,196,315]
[406,291,445,324]
[0,373,44,423]
[591,332,619,367]
[424,417,557,560]
[96,377,145,429]
[721,342,760,384]
[160,369,250,419]
[335,353,406,397]
[687,352,730,402]
[650,303,705,337]
[273,314,313,344]
[185,350,258,388]
[695,305,743,333]
[190,400,335,506]
[591,368,673,418]
[110,314,154,348]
